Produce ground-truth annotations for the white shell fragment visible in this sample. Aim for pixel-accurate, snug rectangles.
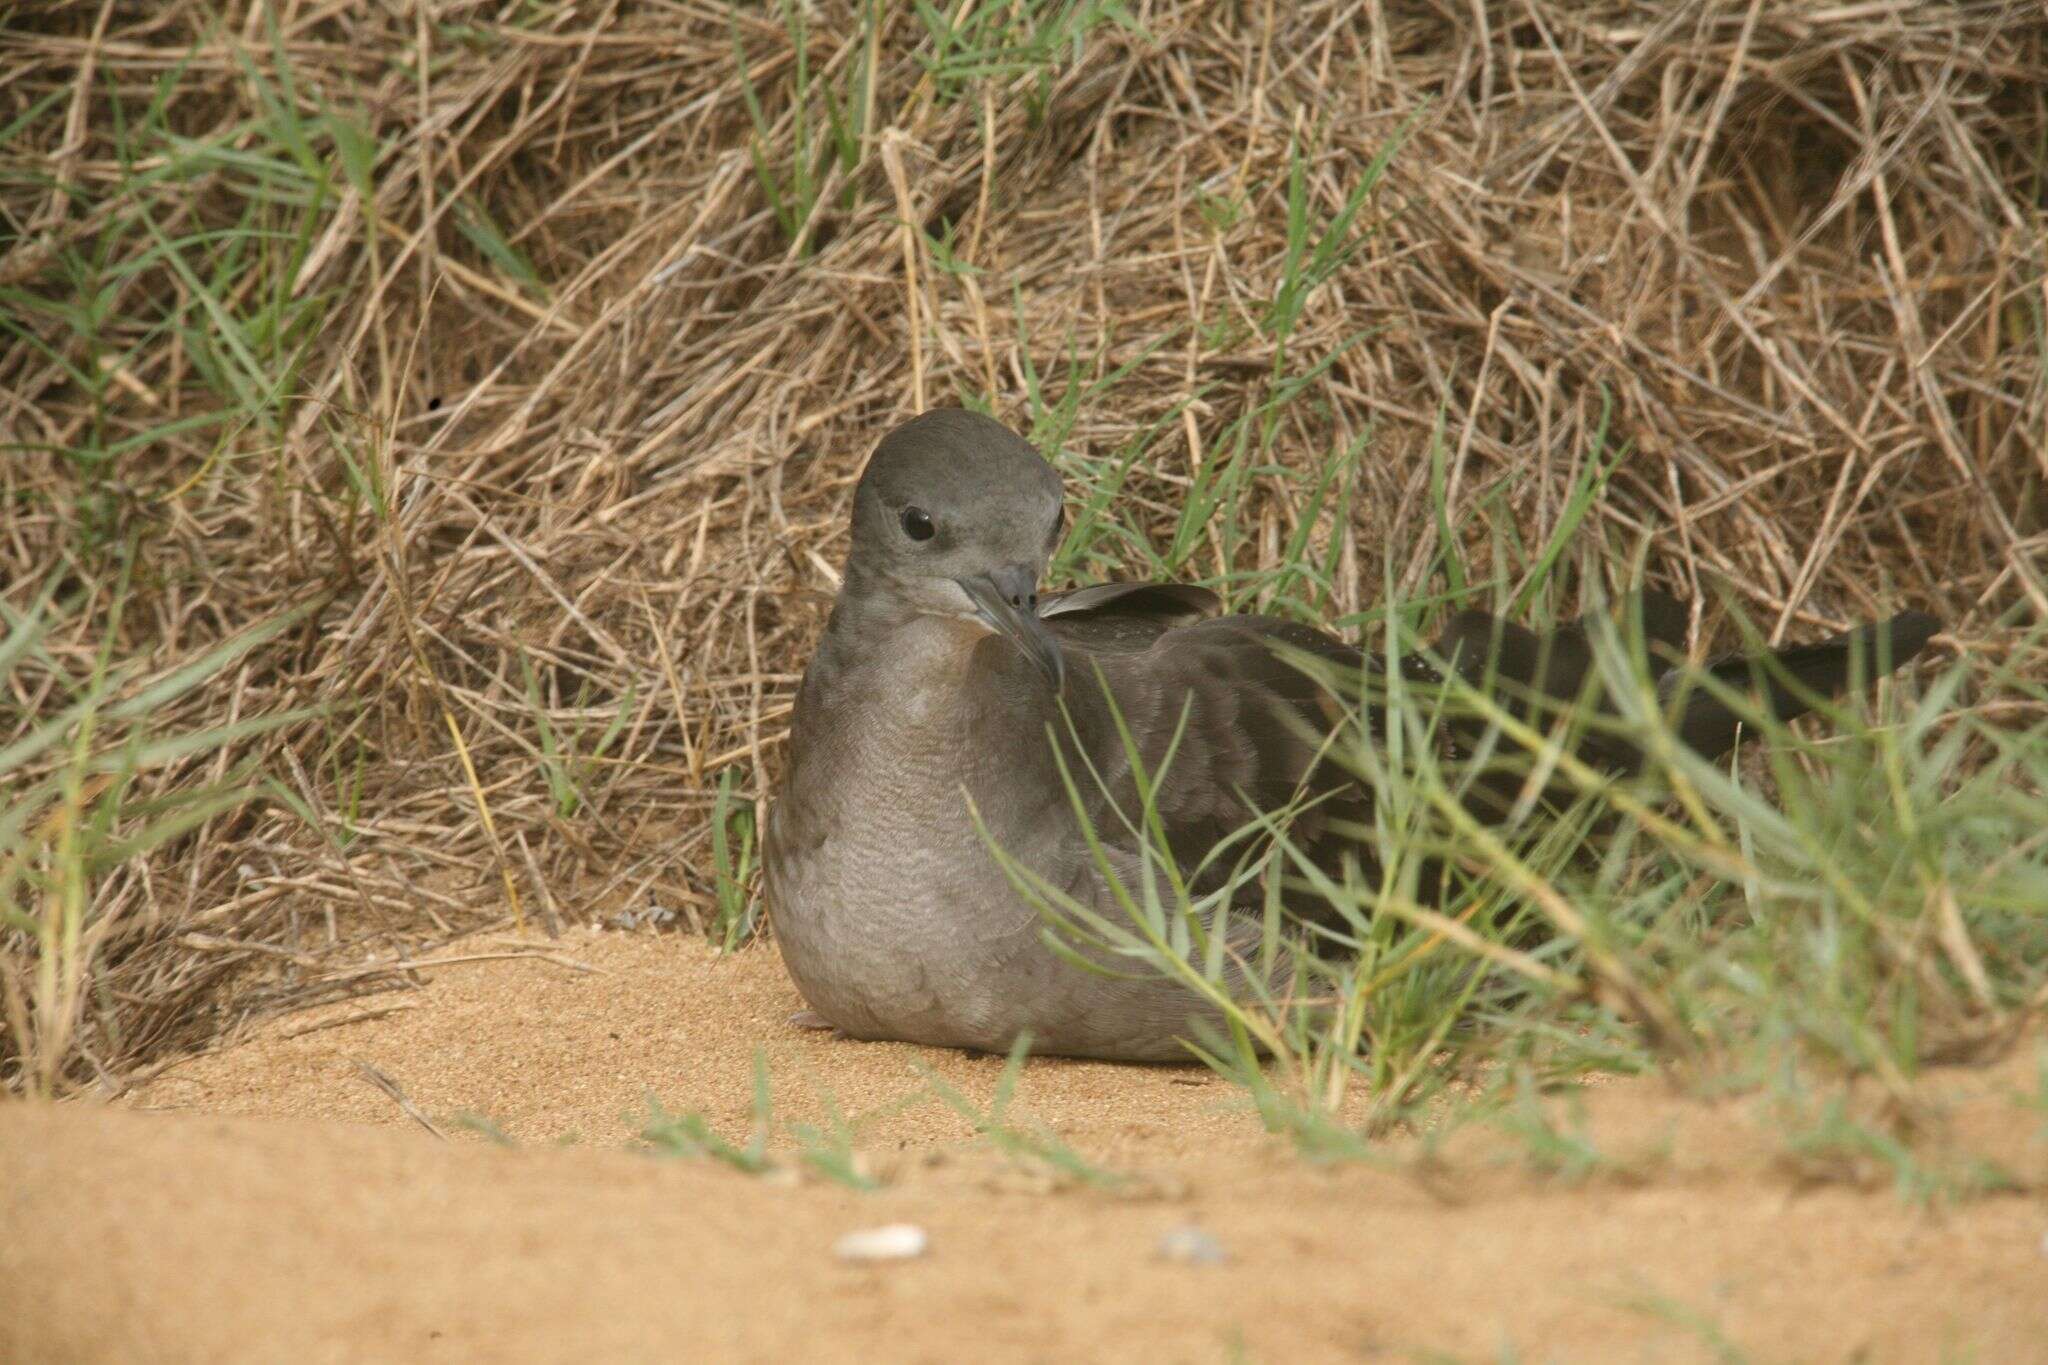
[1156,1223,1228,1266]
[834,1223,929,1262]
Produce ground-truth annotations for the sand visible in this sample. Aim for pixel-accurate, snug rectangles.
[4,928,2044,1361]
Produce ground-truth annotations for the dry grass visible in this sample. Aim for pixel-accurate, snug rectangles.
[2,0,2044,1093]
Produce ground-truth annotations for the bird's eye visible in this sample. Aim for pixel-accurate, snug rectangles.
[901,506,935,542]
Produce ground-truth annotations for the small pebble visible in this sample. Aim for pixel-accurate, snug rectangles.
[835,1223,929,1262]
[606,903,680,932]
[1156,1223,1228,1266]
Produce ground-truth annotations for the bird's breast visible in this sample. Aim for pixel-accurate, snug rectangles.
[764,640,1063,1040]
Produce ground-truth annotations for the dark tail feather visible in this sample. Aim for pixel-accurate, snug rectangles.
[1673,611,1941,758]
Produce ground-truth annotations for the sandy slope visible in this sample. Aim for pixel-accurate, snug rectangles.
[3,929,2044,1362]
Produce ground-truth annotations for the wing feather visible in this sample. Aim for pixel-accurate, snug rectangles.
[1036,584,1935,921]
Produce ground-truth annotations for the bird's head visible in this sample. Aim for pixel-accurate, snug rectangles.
[845,408,1067,689]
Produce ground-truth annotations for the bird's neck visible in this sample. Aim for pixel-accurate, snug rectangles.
[815,564,913,659]
[785,572,1067,853]
[799,567,1049,752]
[803,569,979,710]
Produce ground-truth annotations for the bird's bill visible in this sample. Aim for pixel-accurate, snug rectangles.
[956,567,1064,691]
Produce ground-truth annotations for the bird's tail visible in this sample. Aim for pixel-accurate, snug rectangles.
[1422,595,1940,774]
[1668,610,1941,758]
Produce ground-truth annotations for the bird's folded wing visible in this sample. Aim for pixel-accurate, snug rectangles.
[1038,581,1222,654]
[1051,612,1367,895]
[1038,581,1223,621]
[1038,588,1700,891]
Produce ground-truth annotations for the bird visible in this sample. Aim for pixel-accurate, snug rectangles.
[763,408,1939,1063]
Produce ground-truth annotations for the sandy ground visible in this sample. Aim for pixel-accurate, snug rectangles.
[4,928,2045,1362]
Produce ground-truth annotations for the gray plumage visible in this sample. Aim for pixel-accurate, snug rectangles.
[764,409,1939,1062]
